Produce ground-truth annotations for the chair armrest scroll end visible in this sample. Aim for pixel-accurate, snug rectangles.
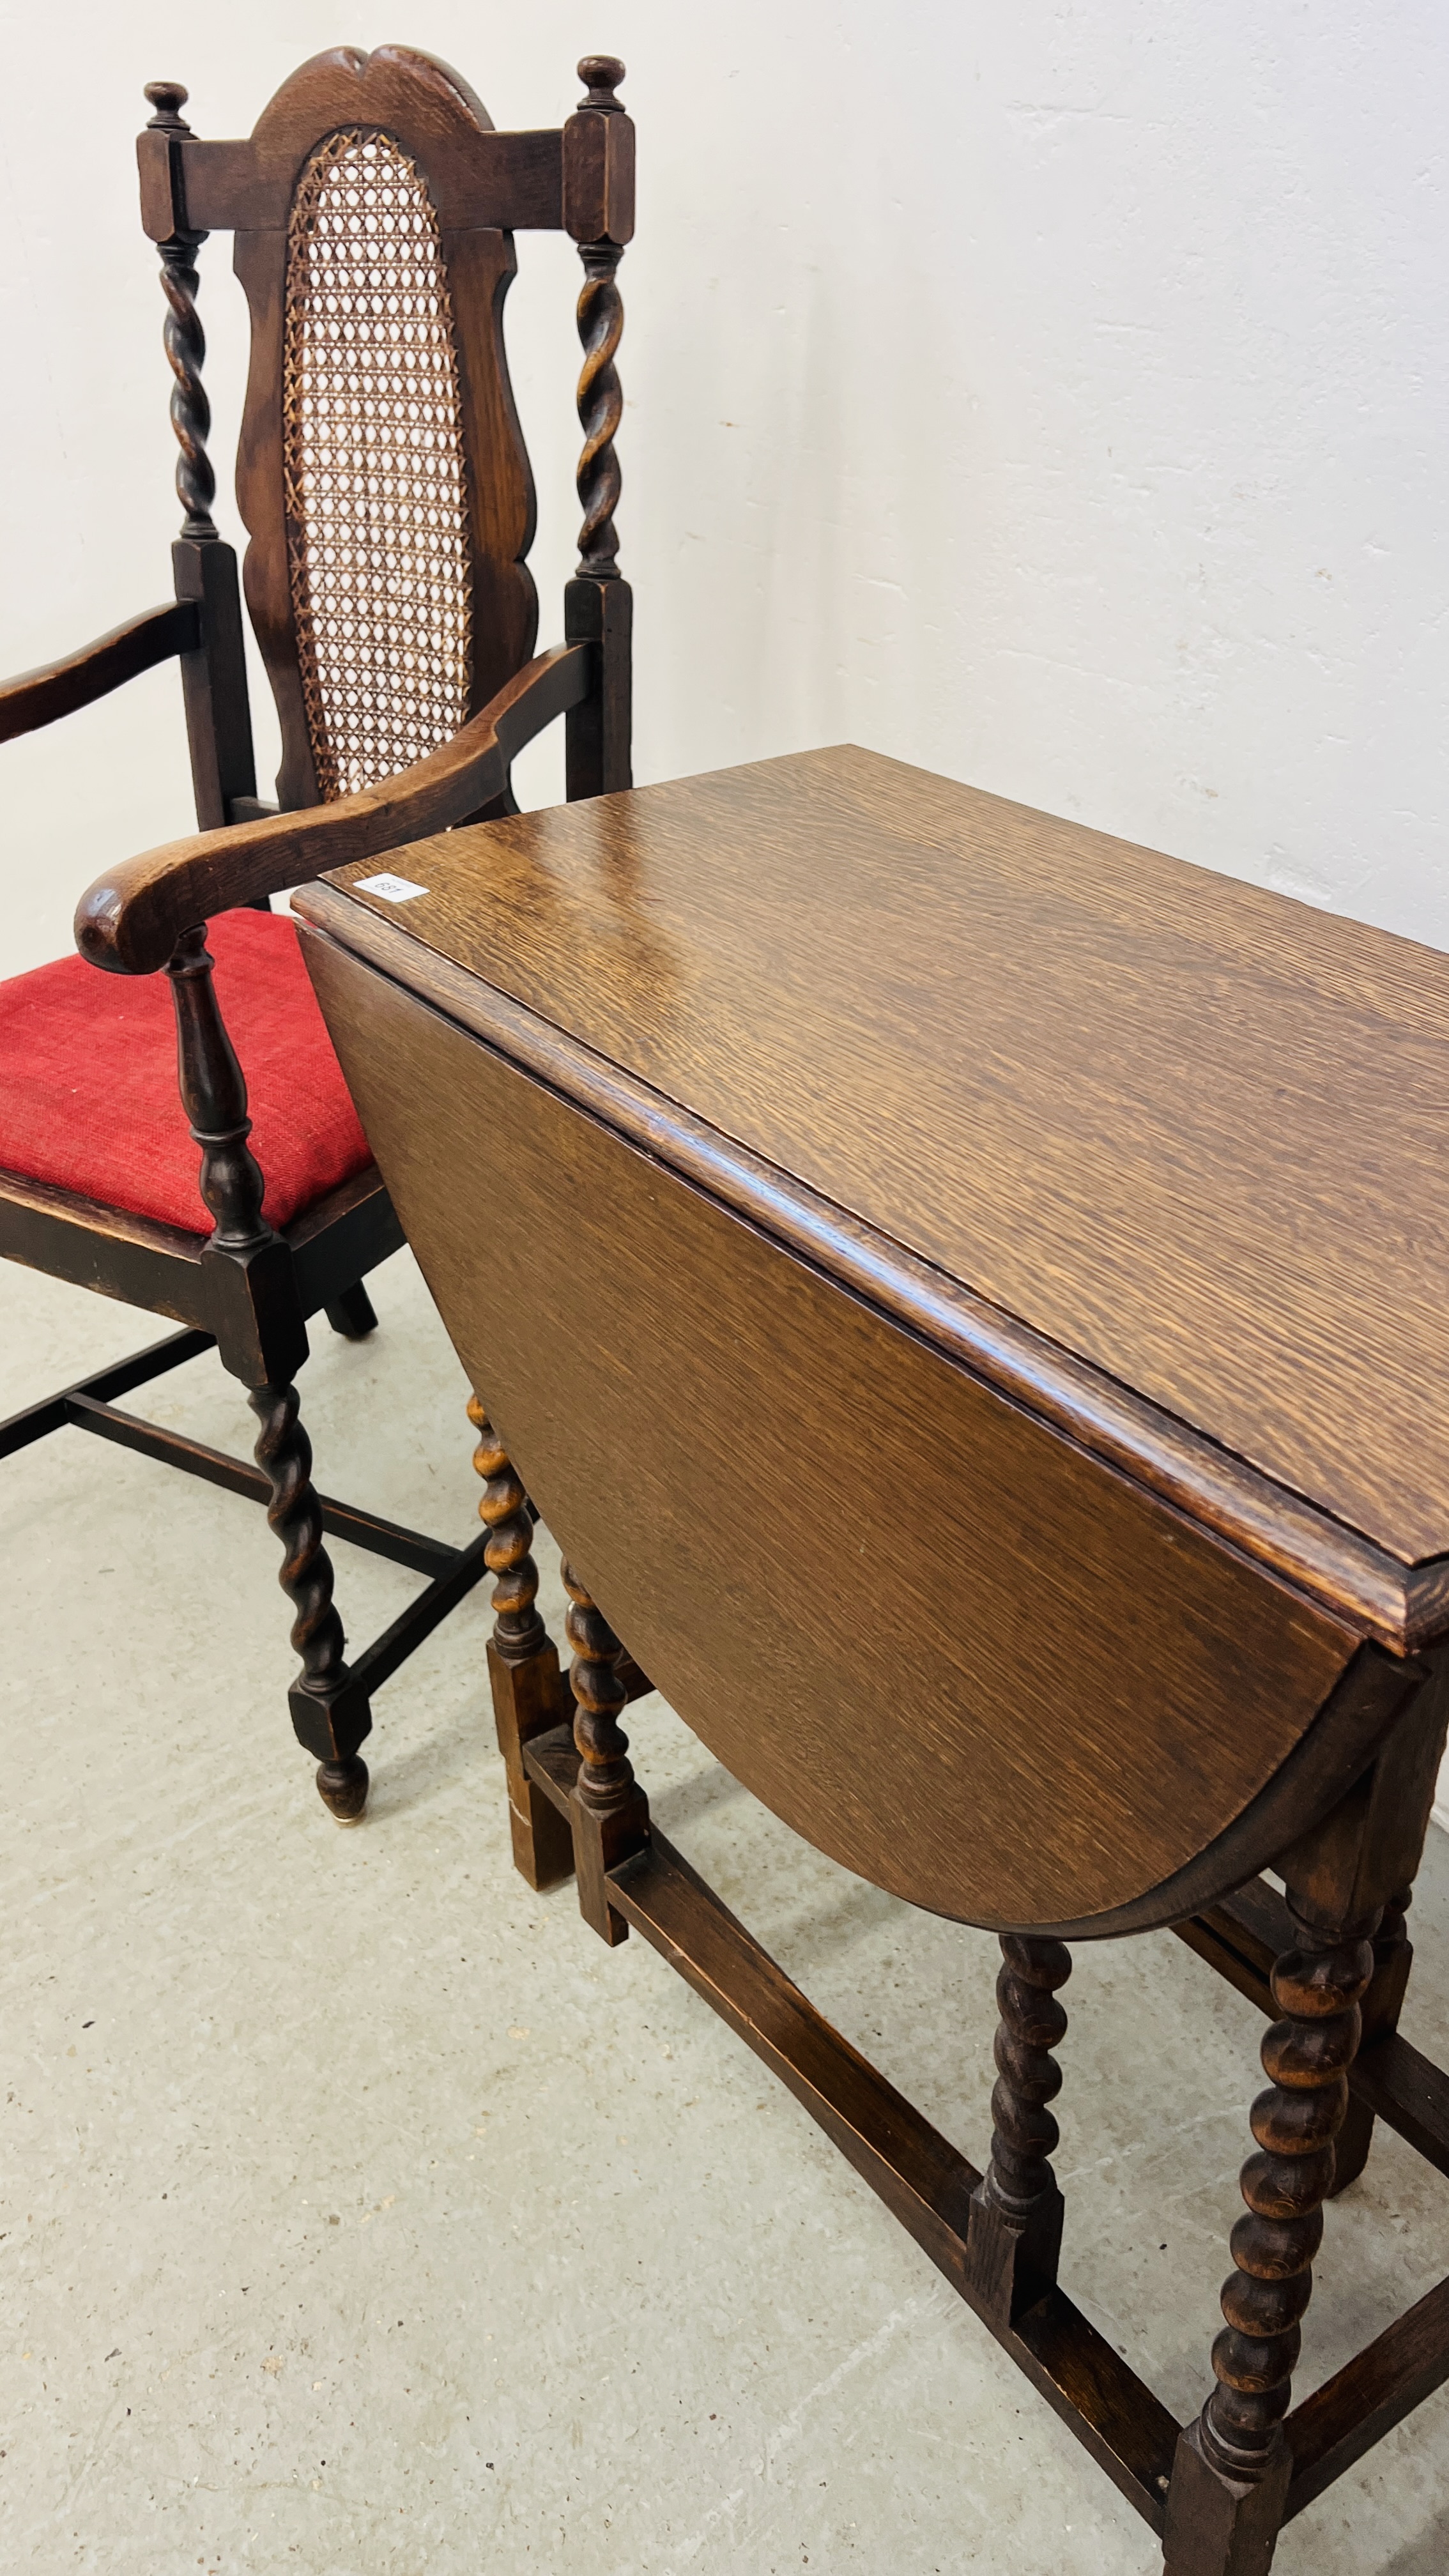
[74,880,145,976]
[75,868,200,977]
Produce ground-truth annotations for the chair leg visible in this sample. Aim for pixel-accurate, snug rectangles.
[163,922,373,1817]
[250,1379,371,1822]
[1163,1893,1378,2575]
[323,1282,378,1339]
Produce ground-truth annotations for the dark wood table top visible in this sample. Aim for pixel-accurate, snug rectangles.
[314,743,1449,1655]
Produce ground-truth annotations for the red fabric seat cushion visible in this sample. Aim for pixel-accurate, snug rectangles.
[0,907,372,1233]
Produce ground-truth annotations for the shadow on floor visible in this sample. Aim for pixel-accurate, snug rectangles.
[359,1708,491,1821]
[1378,2511,1449,2576]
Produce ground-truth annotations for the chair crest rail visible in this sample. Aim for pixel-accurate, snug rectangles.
[137,71,634,245]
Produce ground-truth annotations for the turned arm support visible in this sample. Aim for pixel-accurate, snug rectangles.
[75,643,591,976]
[0,601,199,744]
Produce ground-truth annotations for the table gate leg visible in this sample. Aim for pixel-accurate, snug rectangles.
[563,1559,650,1945]
[471,1399,575,1891]
[1328,1885,1413,2195]
[965,1934,1072,2327]
[1163,1896,1378,2575]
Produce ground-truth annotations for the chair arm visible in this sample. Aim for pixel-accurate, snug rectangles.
[0,601,199,744]
[75,643,591,976]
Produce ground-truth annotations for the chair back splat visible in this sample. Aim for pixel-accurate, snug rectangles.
[137,44,636,820]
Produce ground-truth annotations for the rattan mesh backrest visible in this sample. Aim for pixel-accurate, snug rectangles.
[282,129,473,802]
[227,48,540,815]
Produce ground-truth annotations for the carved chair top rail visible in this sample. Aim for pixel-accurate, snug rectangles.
[291,745,1449,1634]
[138,47,634,245]
[140,122,631,245]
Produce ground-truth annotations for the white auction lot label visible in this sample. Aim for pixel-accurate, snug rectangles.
[355,871,429,901]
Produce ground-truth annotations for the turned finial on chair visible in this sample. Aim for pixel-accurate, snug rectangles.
[144,80,192,132]
[578,55,625,111]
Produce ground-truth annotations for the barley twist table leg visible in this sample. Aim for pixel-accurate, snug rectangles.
[562,1558,649,1943]
[470,1398,574,1889]
[965,1933,1072,2326]
[1164,1899,1377,2575]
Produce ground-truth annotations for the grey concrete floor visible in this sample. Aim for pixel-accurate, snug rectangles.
[2,1246,1447,2576]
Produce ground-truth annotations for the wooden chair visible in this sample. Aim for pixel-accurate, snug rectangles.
[0,44,635,1821]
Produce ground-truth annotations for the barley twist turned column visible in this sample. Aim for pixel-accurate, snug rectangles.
[564,56,633,797]
[469,1401,546,1668]
[168,926,364,1820]
[143,83,218,540]
[249,1385,361,1820]
[564,1563,630,1804]
[572,54,627,577]
[966,1935,1072,2324]
[562,1558,648,1942]
[470,1402,574,1889]
[575,239,625,576]
[1206,1913,1376,2472]
[1165,1901,1378,2569]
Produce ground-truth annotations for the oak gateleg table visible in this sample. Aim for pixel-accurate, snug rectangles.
[293,745,1449,2573]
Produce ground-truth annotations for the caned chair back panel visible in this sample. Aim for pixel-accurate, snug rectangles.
[233,49,537,811]
[280,129,472,801]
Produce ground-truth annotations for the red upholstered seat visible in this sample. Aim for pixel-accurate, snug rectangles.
[0,907,372,1233]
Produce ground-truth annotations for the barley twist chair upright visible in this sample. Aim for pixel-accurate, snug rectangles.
[0,44,636,1821]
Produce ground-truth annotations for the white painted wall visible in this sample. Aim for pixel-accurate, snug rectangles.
[3,6,1448,1811]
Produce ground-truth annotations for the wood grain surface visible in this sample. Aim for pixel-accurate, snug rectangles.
[316,747,1449,1576]
[297,926,1397,1932]
[296,885,1446,1652]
